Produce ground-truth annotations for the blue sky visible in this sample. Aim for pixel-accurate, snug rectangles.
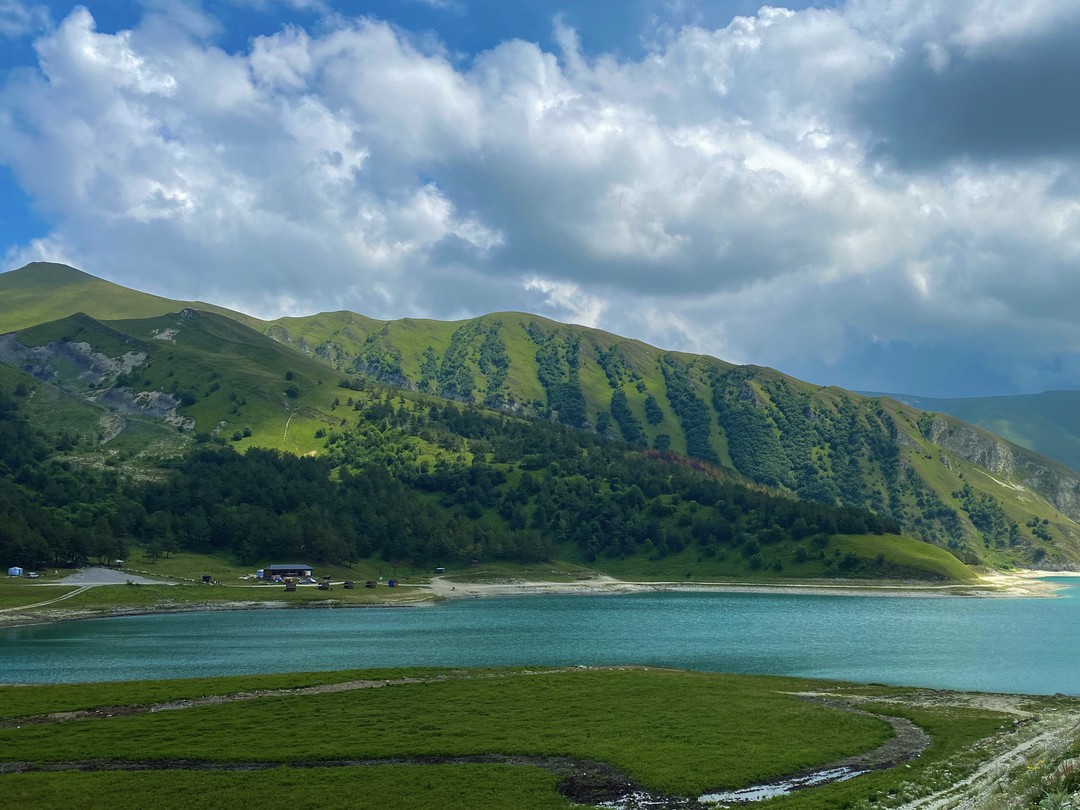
[2,0,1079,398]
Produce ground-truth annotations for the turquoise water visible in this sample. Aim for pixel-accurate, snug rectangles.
[2,582,1079,692]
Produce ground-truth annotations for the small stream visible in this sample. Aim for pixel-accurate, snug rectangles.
[697,766,866,804]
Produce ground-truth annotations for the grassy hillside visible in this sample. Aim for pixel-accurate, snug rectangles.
[262,305,1080,567]
[0,262,262,334]
[3,261,1080,570]
[4,309,348,457]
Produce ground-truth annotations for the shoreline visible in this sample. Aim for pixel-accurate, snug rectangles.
[1,568,1074,629]
[425,568,1077,601]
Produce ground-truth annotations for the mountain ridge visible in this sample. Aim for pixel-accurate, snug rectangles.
[2,261,1079,570]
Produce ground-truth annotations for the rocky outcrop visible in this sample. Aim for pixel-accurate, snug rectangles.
[93,388,194,431]
[923,415,1080,523]
[0,334,146,387]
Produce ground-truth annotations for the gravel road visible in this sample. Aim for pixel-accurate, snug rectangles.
[57,567,177,586]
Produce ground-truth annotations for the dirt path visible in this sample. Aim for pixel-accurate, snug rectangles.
[0,668,614,729]
[0,586,91,613]
[50,567,176,586]
[898,708,1080,810]
[806,689,1080,810]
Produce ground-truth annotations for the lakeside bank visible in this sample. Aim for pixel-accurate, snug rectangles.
[1,567,1075,629]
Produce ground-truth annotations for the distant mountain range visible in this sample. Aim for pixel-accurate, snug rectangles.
[2,261,1080,570]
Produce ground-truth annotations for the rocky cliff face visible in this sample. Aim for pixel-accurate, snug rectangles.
[924,415,1080,524]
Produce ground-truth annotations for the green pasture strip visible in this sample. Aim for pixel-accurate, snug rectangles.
[0,668,503,720]
[0,583,79,609]
[34,582,430,612]
[440,562,596,584]
[0,669,892,795]
[1,764,583,810]
[763,703,1011,808]
[573,531,970,584]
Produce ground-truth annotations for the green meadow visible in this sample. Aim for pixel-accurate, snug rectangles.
[0,667,1027,810]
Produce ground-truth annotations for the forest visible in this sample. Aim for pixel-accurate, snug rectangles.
[0,382,902,575]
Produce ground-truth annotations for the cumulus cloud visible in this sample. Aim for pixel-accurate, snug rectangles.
[1,2,1079,395]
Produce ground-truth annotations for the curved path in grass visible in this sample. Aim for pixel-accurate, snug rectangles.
[0,586,91,613]
[0,669,931,808]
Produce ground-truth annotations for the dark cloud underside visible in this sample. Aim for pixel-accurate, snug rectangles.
[854,21,1080,167]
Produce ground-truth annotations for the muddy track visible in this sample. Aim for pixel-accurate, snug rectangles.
[0,668,611,730]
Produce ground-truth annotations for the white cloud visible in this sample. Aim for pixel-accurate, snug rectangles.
[1,2,1079,394]
[524,277,606,327]
[0,0,49,39]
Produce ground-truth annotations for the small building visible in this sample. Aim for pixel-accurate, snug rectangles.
[265,564,314,579]
[7,567,23,577]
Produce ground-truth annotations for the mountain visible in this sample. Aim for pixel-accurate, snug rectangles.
[866,390,1080,475]
[2,261,1080,571]
[0,262,261,334]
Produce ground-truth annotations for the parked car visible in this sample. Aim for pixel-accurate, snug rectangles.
[26,572,39,579]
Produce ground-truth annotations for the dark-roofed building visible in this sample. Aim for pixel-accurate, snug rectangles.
[265,564,314,579]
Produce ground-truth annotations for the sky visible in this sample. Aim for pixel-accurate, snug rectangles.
[1,1,1079,398]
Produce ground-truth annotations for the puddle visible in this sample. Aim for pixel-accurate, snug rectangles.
[698,766,867,804]
[599,792,691,808]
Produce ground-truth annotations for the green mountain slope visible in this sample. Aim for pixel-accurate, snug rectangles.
[2,262,1080,570]
[0,308,343,457]
[0,367,975,582]
[0,262,262,334]
[867,390,1080,474]
[264,311,1080,568]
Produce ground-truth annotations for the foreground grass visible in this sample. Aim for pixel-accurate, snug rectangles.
[0,668,487,721]
[3,765,582,810]
[0,667,1030,809]
[0,669,894,794]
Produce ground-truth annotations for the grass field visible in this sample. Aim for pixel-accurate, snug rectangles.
[0,581,79,608]
[0,666,1048,810]
[563,532,977,583]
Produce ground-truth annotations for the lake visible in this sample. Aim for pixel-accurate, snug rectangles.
[2,581,1079,692]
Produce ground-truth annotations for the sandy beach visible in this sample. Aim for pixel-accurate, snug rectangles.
[424,568,1080,601]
